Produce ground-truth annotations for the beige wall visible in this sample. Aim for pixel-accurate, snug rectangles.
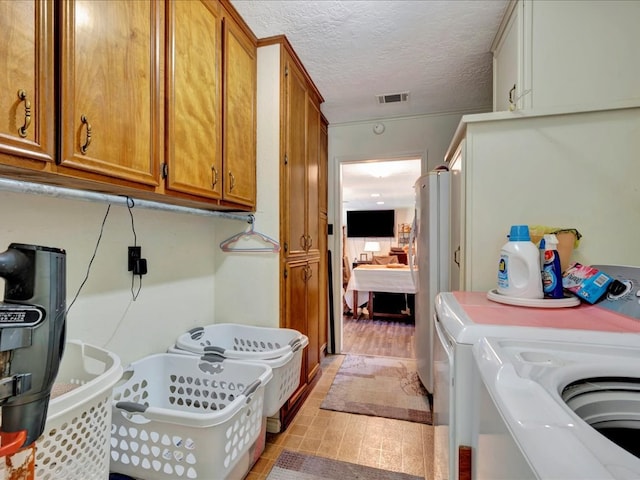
[213,44,281,329]
[0,190,220,366]
[327,111,481,352]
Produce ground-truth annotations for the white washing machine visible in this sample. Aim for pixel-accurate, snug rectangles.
[473,336,640,479]
[433,275,640,480]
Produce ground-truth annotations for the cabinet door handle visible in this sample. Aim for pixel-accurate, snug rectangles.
[80,114,92,154]
[229,171,235,191]
[211,165,218,189]
[17,90,31,138]
[302,264,312,280]
[508,84,516,110]
[454,246,461,267]
[306,235,313,249]
[300,234,307,250]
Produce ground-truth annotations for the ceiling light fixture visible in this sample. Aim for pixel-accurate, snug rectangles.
[367,164,391,178]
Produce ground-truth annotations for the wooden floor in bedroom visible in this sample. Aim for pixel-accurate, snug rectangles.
[341,314,416,358]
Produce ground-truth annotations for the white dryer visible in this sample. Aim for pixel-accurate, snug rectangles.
[433,283,640,480]
[473,336,640,479]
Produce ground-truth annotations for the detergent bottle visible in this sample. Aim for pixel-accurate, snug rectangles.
[540,234,564,299]
[497,225,543,299]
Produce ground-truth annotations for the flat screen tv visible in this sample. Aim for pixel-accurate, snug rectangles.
[346,210,395,238]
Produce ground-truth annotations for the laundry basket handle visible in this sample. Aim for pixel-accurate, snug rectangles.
[203,345,226,355]
[201,353,225,363]
[289,338,302,352]
[242,379,261,404]
[115,401,148,414]
[188,327,205,340]
[197,353,227,375]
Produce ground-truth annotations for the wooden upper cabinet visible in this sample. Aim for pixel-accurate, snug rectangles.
[283,55,309,256]
[319,116,328,215]
[165,0,256,208]
[0,0,54,166]
[58,0,161,186]
[222,11,256,208]
[305,95,320,257]
[165,0,223,199]
[0,0,256,211]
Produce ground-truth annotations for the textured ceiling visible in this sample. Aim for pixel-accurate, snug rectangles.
[230,0,509,125]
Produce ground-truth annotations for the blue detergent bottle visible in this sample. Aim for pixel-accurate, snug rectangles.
[540,234,564,299]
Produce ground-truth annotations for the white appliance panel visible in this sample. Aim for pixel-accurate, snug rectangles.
[433,314,453,480]
[414,170,450,393]
[473,337,640,479]
[433,291,640,480]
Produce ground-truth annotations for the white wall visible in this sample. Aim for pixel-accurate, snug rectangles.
[327,111,478,352]
[213,43,281,328]
[0,190,220,366]
[396,207,413,226]
[343,206,413,263]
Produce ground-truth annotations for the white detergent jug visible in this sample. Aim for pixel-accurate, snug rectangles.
[497,225,543,299]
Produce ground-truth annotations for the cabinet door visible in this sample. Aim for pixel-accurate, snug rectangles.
[166,0,222,199]
[0,0,54,165]
[305,95,320,257]
[283,260,309,405]
[319,117,328,215]
[449,141,464,291]
[283,56,308,257]
[493,1,520,112]
[318,215,328,356]
[222,12,256,207]
[305,258,321,381]
[59,1,161,186]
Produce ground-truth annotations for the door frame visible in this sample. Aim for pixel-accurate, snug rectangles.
[328,151,427,354]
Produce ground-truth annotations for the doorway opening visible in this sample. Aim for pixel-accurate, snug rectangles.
[339,158,420,357]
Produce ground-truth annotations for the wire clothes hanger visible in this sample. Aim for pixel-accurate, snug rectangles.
[219,215,281,253]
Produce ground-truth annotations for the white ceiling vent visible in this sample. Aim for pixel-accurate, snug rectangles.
[376,92,409,105]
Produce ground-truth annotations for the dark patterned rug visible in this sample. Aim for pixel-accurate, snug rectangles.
[320,354,432,424]
[266,450,423,480]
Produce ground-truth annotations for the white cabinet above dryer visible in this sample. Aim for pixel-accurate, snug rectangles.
[492,0,640,113]
[444,105,640,294]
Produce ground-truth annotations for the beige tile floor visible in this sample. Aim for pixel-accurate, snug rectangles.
[246,354,433,479]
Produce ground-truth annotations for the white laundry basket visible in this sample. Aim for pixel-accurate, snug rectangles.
[175,323,305,360]
[172,324,308,416]
[109,353,272,480]
[33,340,123,480]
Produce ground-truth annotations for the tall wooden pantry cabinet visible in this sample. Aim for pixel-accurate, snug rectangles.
[257,36,328,431]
